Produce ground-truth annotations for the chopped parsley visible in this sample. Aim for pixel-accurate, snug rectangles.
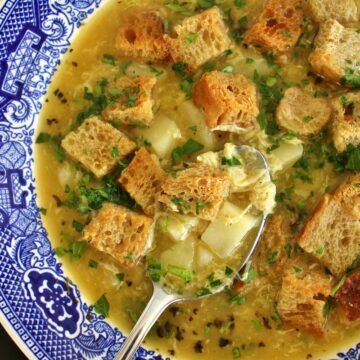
[341,74,360,88]
[36,132,51,144]
[195,200,209,215]
[316,245,324,256]
[241,265,256,284]
[167,265,194,283]
[93,294,110,317]
[171,197,191,214]
[88,259,98,268]
[116,273,125,282]
[303,115,314,123]
[221,156,241,167]
[109,146,119,158]
[72,220,85,233]
[197,0,216,9]
[171,138,204,163]
[222,65,234,73]
[234,0,246,8]
[266,250,279,265]
[102,53,117,66]
[189,125,197,134]
[165,0,193,16]
[185,33,199,45]
[149,66,164,77]
[251,319,261,331]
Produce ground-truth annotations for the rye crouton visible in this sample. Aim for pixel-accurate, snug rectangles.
[83,203,153,267]
[244,0,304,53]
[278,263,332,336]
[335,270,360,321]
[115,10,169,63]
[165,7,231,72]
[158,163,230,221]
[305,0,358,24]
[61,117,136,178]
[118,147,167,216]
[332,92,360,152]
[276,87,332,135]
[309,20,360,84]
[298,175,360,277]
[102,76,157,127]
[193,71,259,130]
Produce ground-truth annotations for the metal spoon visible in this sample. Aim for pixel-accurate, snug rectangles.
[114,145,271,360]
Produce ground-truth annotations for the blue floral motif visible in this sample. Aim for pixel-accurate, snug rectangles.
[0,0,167,358]
[23,268,84,339]
[337,343,360,360]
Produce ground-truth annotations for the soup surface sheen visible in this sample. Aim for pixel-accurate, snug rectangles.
[35,0,360,359]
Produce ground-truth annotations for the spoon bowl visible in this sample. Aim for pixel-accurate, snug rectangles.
[114,145,271,360]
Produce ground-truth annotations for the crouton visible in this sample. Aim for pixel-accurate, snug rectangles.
[298,175,360,277]
[115,10,169,63]
[332,92,360,152]
[244,0,304,54]
[305,0,358,24]
[193,71,259,130]
[61,117,136,178]
[102,76,157,127]
[118,147,167,216]
[335,270,360,321]
[83,203,153,267]
[165,7,231,72]
[276,87,332,136]
[309,20,360,84]
[278,263,332,336]
[158,163,230,221]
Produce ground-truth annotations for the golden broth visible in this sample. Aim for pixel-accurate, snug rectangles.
[35,0,360,359]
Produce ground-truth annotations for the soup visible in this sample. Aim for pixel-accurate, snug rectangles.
[35,0,360,359]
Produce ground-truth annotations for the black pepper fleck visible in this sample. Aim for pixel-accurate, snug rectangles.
[175,326,184,341]
[258,341,266,347]
[194,340,204,353]
[218,338,230,348]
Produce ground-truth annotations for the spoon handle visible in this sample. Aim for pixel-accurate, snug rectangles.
[114,285,179,360]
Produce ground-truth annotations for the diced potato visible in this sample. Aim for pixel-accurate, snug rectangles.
[159,213,198,241]
[270,141,303,173]
[195,244,214,268]
[201,202,260,258]
[160,236,195,269]
[178,101,217,150]
[135,115,182,158]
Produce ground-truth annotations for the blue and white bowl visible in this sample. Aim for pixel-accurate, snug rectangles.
[0,1,358,359]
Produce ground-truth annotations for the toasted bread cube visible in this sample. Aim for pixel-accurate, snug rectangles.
[115,10,169,63]
[332,92,360,152]
[165,7,231,72]
[244,0,304,53]
[83,203,154,267]
[158,163,230,221]
[102,76,156,127]
[335,270,360,321]
[278,264,332,336]
[118,147,166,216]
[61,117,136,178]
[305,0,358,24]
[193,71,259,130]
[309,20,360,84]
[276,87,332,136]
[298,175,360,277]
